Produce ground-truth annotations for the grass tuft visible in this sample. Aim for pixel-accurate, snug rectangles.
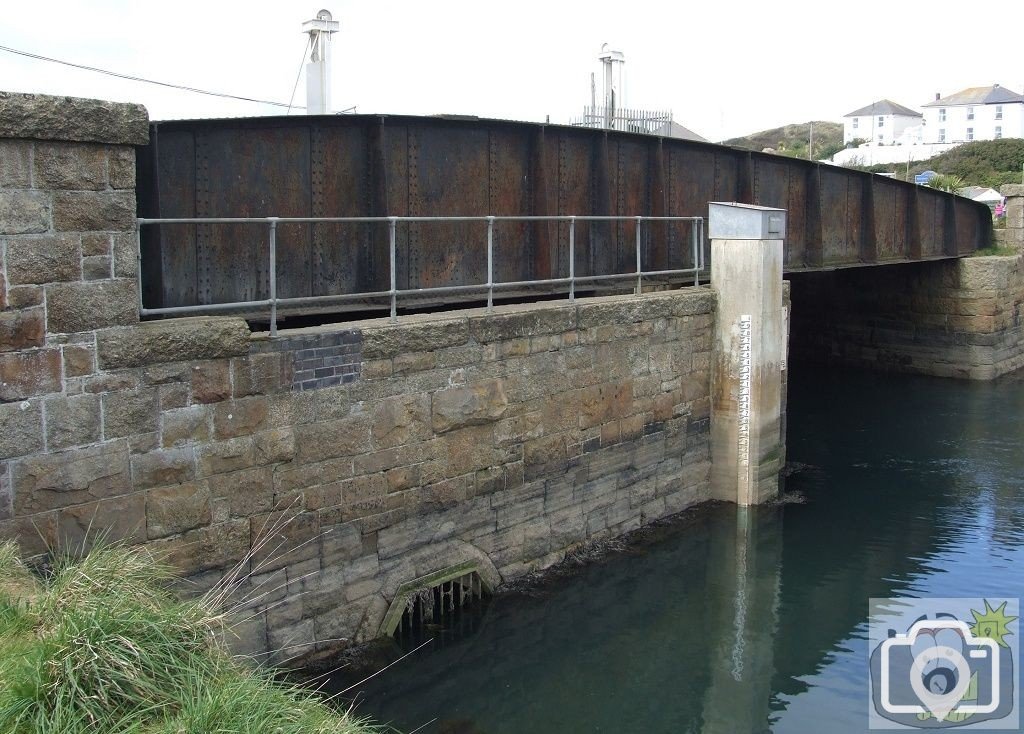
[0,540,376,734]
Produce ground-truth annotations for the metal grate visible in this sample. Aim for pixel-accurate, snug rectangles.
[394,571,489,650]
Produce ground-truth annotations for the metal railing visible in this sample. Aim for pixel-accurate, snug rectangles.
[136,215,705,336]
[570,106,674,134]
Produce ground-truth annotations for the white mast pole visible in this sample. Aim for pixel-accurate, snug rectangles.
[303,9,340,115]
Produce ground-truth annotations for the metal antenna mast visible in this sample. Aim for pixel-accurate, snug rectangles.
[302,9,340,115]
[598,44,625,129]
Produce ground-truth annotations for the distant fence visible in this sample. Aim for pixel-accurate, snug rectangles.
[569,106,673,135]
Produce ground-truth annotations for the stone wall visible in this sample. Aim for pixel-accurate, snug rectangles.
[1,91,148,529]
[789,254,1024,379]
[790,185,1024,380]
[994,184,1024,251]
[3,291,714,660]
[0,90,714,663]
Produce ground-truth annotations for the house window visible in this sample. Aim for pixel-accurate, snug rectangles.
[995,105,1003,120]
[877,116,885,127]
[967,127,974,141]
[939,108,946,122]
[852,117,859,129]
[967,107,975,120]
[938,129,946,143]
[995,126,1003,139]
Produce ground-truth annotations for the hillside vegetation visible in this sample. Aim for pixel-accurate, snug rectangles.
[0,542,375,734]
[852,139,1024,188]
[722,122,844,162]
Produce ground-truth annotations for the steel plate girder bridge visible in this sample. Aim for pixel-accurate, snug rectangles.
[137,114,992,321]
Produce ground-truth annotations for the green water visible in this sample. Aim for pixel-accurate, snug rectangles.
[327,366,1024,732]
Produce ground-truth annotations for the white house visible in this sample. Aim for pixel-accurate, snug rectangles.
[922,85,1024,144]
[957,186,1003,208]
[842,99,922,145]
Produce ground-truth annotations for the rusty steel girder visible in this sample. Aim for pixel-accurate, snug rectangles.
[137,114,992,309]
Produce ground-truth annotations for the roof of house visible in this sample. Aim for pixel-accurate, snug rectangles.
[655,120,708,143]
[844,99,921,118]
[957,186,1003,202]
[924,85,1024,107]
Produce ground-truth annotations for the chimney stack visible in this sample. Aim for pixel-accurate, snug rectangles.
[935,92,940,101]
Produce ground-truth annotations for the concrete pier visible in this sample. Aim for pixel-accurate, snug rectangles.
[709,203,787,505]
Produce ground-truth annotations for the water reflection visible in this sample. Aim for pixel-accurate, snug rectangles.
[702,507,782,734]
[325,366,1024,733]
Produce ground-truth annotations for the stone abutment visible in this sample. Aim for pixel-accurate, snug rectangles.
[0,91,731,661]
[789,186,1024,380]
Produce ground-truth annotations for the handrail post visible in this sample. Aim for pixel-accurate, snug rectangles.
[692,219,700,286]
[635,216,643,295]
[701,217,706,272]
[388,216,398,322]
[268,218,278,337]
[135,219,144,314]
[568,216,576,303]
[486,215,495,313]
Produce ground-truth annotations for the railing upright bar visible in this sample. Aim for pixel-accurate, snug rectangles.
[268,218,278,337]
[568,216,576,304]
[692,220,699,286]
[700,218,706,271]
[486,216,495,313]
[635,216,643,296]
[388,217,398,323]
[135,219,143,311]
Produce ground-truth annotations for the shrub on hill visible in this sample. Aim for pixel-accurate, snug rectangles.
[844,139,1024,188]
[722,122,843,161]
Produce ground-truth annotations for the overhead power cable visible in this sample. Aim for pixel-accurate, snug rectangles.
[0,43,305,109]
[286,37,312,115]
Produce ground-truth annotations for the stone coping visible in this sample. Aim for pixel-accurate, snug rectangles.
[98,317,251,369]
[249,287,717,345]
[0,91,149,145]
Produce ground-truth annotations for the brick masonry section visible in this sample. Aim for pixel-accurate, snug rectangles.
[251,330,362,391]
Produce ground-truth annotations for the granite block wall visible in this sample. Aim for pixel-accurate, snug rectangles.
[0,90,716,663]
[2,291,716,661]
[788,253,1024,379]
[789,185,1024,380]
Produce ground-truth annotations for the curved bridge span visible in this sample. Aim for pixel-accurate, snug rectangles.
[139,114,992,310]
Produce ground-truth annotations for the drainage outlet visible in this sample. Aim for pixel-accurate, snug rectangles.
[378,562,491,647]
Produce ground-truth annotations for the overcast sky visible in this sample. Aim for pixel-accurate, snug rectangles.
[3,1,1022,142]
